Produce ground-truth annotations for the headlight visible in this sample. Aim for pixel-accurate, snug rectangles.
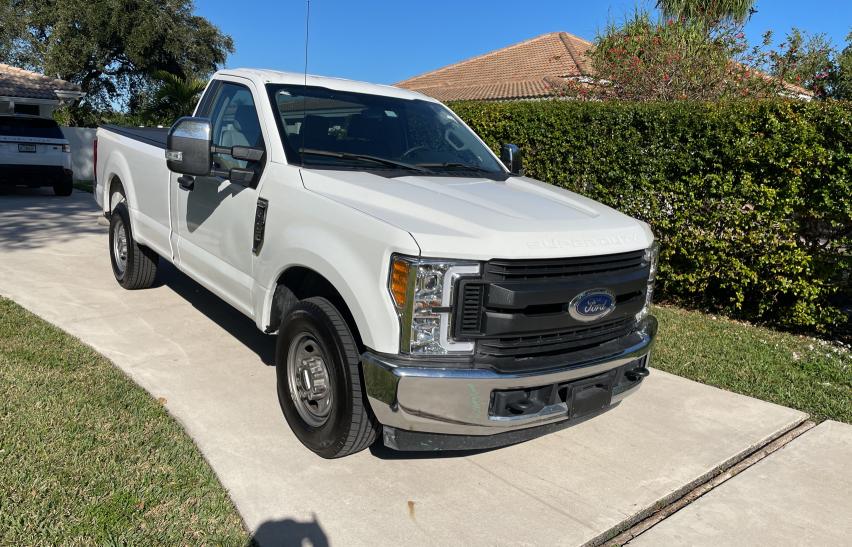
[62,144,71,153]
[637,240,660,321]
[388,255,480,355]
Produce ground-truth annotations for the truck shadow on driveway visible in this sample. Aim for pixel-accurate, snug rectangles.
[0,188,105,251]
[157,260,276,367]
[249,514,328,547]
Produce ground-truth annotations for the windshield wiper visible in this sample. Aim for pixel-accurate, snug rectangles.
[299,148,429,173]
[416,162,497,174]
[417,162,494,173]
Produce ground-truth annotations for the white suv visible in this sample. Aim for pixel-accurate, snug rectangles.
[0,115,73,195]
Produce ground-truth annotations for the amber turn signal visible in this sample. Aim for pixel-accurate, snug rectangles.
[389,258,410,309]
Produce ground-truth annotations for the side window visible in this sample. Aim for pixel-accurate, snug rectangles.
[207,82,265,170]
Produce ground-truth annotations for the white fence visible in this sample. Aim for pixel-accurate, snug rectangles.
[60,127,96,182]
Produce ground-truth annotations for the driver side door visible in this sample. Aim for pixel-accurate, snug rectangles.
[173,79,266,316]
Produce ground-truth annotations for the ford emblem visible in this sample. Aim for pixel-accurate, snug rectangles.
[568,289,616,322]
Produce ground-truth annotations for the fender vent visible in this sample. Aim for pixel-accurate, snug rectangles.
[252,198,269,254]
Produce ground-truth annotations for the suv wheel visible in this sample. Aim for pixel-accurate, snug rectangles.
[53,175,73,196]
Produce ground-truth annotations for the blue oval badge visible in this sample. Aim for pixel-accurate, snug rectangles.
[568,289,616,322]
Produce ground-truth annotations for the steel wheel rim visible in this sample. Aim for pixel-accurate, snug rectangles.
[112,217,128,275]
[286,333,333,427]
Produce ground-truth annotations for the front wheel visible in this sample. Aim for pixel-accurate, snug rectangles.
[276,297,379,458]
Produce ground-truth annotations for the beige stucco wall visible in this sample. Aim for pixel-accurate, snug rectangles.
[60,127,97,181]
[0,98,57,117]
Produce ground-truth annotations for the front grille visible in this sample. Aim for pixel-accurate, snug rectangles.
[484,250,645,281]
[477,317,634,358]
[454,250,649,367]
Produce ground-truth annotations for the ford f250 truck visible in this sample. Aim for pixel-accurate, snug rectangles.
[95,69,658,458]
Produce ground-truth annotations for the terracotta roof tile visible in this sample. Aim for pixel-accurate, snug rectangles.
[397,31,814,101]
[396,32,593,101]
[0,63,81,101]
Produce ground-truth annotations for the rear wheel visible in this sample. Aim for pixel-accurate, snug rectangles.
[109,201,159,289]
[53,176,73,196]
[276,297,379,458]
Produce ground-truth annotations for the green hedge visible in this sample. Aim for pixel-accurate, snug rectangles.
[452,100,851,336]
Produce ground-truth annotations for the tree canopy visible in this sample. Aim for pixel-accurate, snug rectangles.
[0,0,233,121]
[566,3,851,102]
[656,0,756,24]
[573,10,778,101]
[769,28,852,100]
[836,32,852,99]
[147,70,208,124]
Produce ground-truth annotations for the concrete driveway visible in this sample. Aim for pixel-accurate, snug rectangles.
[0,190,821,545]
[629,420,852,546]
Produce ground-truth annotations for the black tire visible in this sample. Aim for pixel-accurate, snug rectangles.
[276,297,379,458]
[109,201,159,289]
[53,176,73,196]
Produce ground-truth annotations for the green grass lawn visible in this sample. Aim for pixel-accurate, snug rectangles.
[0,297,249,544]
[73,180,94,193]
[653,305,851,424]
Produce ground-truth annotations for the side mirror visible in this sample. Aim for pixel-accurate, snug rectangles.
[166,117,212,176]
[500,143,524,175]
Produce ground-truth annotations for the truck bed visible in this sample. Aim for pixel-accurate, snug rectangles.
[100,125,169,149]
[95,124,173,250]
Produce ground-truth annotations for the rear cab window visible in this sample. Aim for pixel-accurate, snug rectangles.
[0,117,65,139]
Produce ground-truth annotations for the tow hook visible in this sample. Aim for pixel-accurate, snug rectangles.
[625,367,650,382]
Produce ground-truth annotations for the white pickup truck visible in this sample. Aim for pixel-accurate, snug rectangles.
[95,69,658,458]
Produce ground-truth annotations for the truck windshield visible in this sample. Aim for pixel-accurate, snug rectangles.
[266,84,508,179]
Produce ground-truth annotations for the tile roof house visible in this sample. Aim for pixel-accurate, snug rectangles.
[396,31,812,102]
[395,32,594,102]
[0,63,84,117]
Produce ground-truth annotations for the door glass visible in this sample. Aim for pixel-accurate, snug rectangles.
[208,83,264,171]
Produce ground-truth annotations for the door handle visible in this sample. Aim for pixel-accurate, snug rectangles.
[177,175,195,190]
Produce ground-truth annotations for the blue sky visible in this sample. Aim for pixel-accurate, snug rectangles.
[195,1,852,85]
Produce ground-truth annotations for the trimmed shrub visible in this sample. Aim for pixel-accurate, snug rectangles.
[452,99,851,336]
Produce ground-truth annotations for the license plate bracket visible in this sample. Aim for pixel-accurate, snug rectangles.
[18,144,37,153]
[568,371,616,419]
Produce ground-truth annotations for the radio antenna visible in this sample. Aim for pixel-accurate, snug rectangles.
[299,0,311,165]
[303,0,311,87]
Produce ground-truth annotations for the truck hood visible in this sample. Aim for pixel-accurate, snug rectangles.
[300,169,653,260]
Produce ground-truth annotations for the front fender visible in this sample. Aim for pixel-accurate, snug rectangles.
[253,177,420,353]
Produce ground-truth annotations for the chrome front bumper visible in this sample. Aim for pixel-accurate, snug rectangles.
[363,316,657,444]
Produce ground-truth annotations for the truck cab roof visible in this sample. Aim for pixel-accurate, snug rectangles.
[214,68,436,103]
